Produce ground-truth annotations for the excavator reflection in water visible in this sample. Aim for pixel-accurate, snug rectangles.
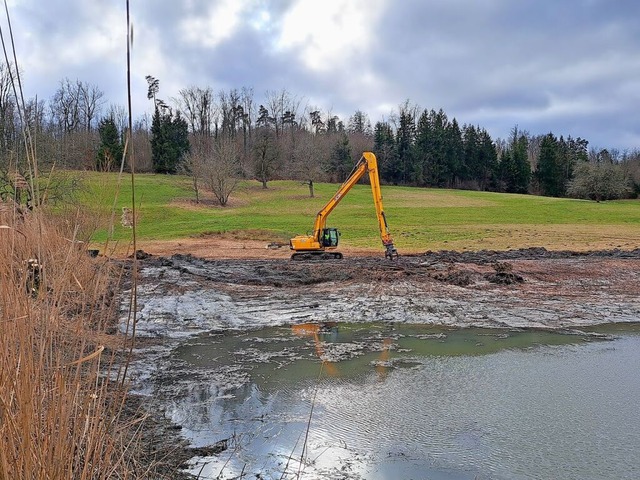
[291,322,392,379]
[289,152,398,260]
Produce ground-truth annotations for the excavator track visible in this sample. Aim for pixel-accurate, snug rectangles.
[291,251,343,261]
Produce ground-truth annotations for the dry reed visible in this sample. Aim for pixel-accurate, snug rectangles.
[0,1,179,477]
[0,208,138,480]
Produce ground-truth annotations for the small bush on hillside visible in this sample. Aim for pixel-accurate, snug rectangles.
[567,162,632,201]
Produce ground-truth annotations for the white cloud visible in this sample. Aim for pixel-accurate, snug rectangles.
[179,0,253,48]
[276,0,387,72]
[248,7,272,31]
[20,5,122,68]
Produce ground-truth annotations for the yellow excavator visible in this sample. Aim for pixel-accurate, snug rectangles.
[289,151,398,260]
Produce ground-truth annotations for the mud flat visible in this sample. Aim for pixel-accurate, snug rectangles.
[126,247,640,338]
[119,248,640,478]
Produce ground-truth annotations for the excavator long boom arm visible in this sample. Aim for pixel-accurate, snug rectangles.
[311,156,367,237]
[363,152,396,253]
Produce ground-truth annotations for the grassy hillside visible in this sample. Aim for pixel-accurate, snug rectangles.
[79,172,640,252]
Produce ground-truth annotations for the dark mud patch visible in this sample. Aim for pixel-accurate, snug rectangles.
[121,394,195,479]
[136,247,640,289]
[484,271,525,284]
[153,253,355,287]
[484,261,525,285]
[412,246,640,263]
[186,440,229,458]
[126,247,640,336]
[431,268,478,286]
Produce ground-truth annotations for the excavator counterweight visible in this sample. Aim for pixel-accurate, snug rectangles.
[289,152,398,260]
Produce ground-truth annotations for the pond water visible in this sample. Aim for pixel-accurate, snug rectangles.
[151,323,640,480]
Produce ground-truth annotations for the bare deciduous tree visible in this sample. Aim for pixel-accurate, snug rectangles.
[193,136,241,206]
[265,89,301,138]
[219,88,242,139]
[48,79,104,168]
[78,82,104,132]
[0,62,18,157]
[51,78,104,134]
[182,133,208,203]
[177,86,216,135]
[131,115,153,172]
[621,150,640,197]
[253,127,280,189]
[202,138,240,207]
[239,87,254,148]
[567,160,632,201]
[347,131,374,165]
[290,130,329,197]
[106,104,128,137]
[51,78,80,134]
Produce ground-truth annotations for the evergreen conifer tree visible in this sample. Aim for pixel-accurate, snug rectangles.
[536,133,562,196]
[96,117,123,171]
[150,107,190,174]
[373,121,396,183]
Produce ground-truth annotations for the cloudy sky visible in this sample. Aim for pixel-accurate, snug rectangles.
[6,0,640,150]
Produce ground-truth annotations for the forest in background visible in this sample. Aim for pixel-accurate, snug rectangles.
[1,64,639,209]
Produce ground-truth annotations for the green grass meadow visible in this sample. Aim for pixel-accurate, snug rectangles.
[79,172,640,252]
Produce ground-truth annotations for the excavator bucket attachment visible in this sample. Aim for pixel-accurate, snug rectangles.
[385,243,399,260]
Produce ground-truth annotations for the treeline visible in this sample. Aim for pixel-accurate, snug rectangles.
[375,102,638,200]
[1,66,639,207]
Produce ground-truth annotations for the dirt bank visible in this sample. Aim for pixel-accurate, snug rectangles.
[126,247,640,336]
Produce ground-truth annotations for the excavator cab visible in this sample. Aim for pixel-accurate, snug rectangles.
[321,228,340,247]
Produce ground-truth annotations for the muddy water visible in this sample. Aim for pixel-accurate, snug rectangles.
[146,324,640,480]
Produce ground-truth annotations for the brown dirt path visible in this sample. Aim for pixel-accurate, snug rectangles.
[125,237,382,260]
[112,230,640,261]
